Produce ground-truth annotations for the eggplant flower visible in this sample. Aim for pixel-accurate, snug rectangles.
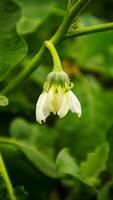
[36,71,81,124]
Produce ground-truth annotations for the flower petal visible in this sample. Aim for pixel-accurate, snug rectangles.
[36,92,50,123]
[47,88,63,114]
[57,93,70,118]
[68,91,82,117]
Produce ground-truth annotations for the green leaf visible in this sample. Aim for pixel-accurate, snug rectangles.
[14,0,56,34]
[0,137,60,179]
[10,118,58,158]
[14,186,28,200]
[0,96,8,106]
[56,148,93,187]
[80,143,109,184]
[17,16,41,35]
[0,0,27,81]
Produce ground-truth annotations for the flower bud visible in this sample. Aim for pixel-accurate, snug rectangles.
[44,70,72,92]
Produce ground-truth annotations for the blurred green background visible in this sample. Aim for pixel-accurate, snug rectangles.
[0,0,113,199]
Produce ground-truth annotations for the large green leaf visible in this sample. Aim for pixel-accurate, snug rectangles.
[80,143,109,184]
[56,76,113,161]
[0,0,27,81]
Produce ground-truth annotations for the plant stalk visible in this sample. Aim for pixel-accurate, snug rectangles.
[0,154,16,200]
[44,41,62,71]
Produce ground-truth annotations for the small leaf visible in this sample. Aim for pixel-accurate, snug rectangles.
[56,148,93,187]
[14,186,28,200]
[0,96,8,106]
[80,143,109,184]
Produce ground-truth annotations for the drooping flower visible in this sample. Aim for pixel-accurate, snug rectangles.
[36,70,81,124]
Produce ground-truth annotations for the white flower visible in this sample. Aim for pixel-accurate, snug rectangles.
[36,70,82,123]
[36,88,81,124]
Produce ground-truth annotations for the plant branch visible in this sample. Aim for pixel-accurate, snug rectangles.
[0,153,16,200]
[1,0,89,96]
[65,22,113,39]
[51,0,90,44]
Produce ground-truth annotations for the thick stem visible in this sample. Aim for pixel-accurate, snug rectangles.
[0,154,16,200]
[65,22,113,38]
[44,41,62,71]
[1,0,90,96]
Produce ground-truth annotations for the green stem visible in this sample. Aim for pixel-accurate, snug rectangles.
[2,46,45,96]
[44,41,62,71]
[65,22,113,38]
[1,0,89,96]
[51,0,90,44]
[0,154,16,200]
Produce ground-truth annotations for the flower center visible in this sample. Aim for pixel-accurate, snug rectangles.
[48,87,64,114]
